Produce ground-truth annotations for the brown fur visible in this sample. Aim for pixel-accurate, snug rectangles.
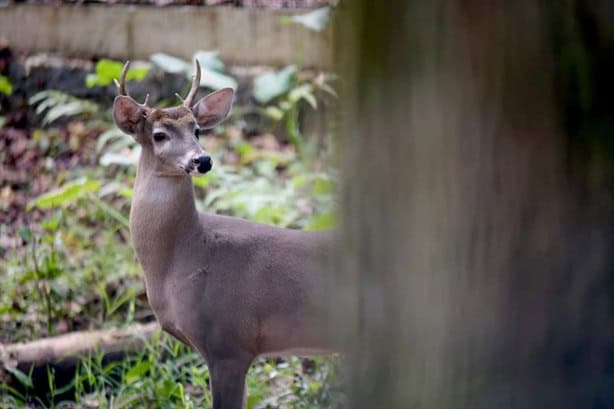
[113,86,334,409]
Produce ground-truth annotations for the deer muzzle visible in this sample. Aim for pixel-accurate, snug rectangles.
[193,155,213,174]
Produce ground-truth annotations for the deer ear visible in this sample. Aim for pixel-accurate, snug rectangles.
[192,88,234,129]
[113,96,146,135]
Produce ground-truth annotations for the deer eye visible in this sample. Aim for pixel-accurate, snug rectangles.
[194,128,201,139]
[153,132,167,142]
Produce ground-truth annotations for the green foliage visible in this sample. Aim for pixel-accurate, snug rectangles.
[254,65,298,104]
[86,59,150,88]
[29,90,99,125]
[200,159,335,229]
[97,127,141,167]
[151,51,238,90]
[305,211,337,231]
[255,67,336,154]
[0,74,13,96]
[27,177,100,211]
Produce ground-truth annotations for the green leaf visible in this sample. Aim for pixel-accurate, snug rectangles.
[127,67,149,81]
[288,84,317,109]
[29,91,99,125]
[89,194,129,228]
[292,174,311,188]
[305,211,336,231]
[152,52,237,90]
[125,360,151,384]
[85,74,98,88]
[247,391,264,409]
[89,59,123,87]
[19,226,32,242]
[263,106,284,121]
[43,101,97,125]
[27,177,101,210]
[155,379,179,399]
[253,65,298,103]
[96,128,127,153]
[193,51,237,89]
[4,365,33,389]
[120,187,134,198]
[0,75,13,96]
[86,59,149,88]
[41,214,61,232]
[235,141,254,159]
[254,205,287,225]
[28,90,52,105]
[97,59,123,78]
[309,380,323,392]
[151,53,191,74]
[192,174,212,189]
[193,50,225,72]
[200,66,238,90]
[314,176,333,196]
[286,7,331,32]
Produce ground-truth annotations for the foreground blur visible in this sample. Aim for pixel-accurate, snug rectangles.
[328,1,614,408]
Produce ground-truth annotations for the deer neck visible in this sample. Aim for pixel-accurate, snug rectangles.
[129,148,200,283]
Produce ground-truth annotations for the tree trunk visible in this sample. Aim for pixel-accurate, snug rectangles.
[329,1,614,408]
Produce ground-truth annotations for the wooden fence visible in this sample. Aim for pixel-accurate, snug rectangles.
[0,4,332,67]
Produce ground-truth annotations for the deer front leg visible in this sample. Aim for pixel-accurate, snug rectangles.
[209,357,251,409]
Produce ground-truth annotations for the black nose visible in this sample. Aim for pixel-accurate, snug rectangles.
[194,155,212,174]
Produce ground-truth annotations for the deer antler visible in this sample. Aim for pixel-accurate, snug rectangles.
[115,61,150,107]
[183,59,201,108]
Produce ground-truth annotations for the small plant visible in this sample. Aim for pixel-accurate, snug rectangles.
[254,66,337,155]
[29,91,99,126]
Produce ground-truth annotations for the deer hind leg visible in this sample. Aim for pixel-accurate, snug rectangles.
[209,356,252,409]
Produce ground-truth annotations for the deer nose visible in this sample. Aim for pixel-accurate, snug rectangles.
[193,155,213,174]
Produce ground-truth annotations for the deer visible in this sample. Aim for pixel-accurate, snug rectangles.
[112,61,334,409]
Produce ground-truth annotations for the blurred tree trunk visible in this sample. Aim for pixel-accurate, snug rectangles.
[328,1,614,407]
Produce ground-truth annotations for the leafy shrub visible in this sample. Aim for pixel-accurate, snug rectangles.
[86,59,149,88]
[29,91,99,125]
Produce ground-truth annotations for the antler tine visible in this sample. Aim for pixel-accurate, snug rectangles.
[118,60,131,96]
[183,59,201,108]
[142,93,150,107]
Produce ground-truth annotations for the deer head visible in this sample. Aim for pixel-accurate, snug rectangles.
[112,60,234,176]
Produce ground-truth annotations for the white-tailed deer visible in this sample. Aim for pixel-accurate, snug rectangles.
[112,61,334,409]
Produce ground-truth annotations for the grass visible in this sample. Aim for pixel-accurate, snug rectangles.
[1,332,342,408]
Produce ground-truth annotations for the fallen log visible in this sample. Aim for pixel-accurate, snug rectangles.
[1,321,159,368]
[0,322,160,400]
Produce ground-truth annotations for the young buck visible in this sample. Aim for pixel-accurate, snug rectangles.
[113,61,333,409]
